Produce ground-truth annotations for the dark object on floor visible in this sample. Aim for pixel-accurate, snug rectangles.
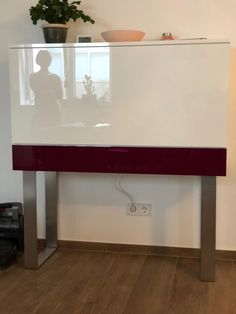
[0,202,24,251]
[0,203,24,269]
[0,239,17,269]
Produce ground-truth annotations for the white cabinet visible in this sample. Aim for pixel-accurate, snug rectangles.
[9,40,229,147]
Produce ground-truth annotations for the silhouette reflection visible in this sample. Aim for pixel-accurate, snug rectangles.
[30,50,62,129]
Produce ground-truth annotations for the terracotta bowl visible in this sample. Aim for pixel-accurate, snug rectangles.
[101,30,145,42]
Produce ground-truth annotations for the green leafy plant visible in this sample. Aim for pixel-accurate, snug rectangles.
[29,0,95,25]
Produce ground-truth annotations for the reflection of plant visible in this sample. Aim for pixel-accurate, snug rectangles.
[83,75,95,96]
[99,82,111,103]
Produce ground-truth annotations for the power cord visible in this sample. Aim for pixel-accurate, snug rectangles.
[114,174,136,210]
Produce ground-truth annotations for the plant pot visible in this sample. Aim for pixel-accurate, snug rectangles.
[42,24,69,43]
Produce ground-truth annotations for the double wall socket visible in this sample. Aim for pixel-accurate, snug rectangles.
[126,203,152,216]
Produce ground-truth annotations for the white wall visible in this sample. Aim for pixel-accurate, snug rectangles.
[1,0,236,250]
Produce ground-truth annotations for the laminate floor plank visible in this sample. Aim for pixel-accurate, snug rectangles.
[0,251,89,313]
[122,255,177,314]
[36,251,115,314]
[0,252,65,313]
[167,258,236,314]
[77,253,146,314]
[1,250,236,314]
[167,257,209,314]
[205,260,236,314]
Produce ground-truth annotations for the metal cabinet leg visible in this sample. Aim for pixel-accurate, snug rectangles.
[23,171,58,269]
[45,172,58,248]
[23,171,38,268]
[200,176,216,281]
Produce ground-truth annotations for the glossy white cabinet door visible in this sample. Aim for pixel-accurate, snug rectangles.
[9,40,229,147]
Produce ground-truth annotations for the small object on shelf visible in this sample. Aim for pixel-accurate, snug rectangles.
[161,32,174,40]
[101,30,145,42]
[77,35,92,43]
[181,37,207,40]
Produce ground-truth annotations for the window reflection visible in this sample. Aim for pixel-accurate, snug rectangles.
[75,48,110,103]
[18,49,34,105]
[18,46,110,106]
[17,45,111,135]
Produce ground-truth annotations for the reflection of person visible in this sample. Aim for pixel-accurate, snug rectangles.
[30,50,63,128]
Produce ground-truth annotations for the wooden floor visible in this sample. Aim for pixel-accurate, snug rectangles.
[0,250,236,314]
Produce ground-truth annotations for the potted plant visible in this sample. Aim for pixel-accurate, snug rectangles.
[29,0,95,43]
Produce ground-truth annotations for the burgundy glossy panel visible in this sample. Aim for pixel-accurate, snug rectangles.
[12,145,227,176]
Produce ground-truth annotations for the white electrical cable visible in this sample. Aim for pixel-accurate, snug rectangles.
[114,174,135,205]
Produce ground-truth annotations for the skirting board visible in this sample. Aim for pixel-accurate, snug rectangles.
[37,239,236,261]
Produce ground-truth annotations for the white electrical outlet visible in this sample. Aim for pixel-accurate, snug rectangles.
[139,203,152,216]
[126,203,152,216]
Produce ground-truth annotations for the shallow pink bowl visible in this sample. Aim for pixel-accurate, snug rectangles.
[101,30,145,42]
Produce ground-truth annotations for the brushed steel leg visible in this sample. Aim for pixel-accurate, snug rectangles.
[23,171,38,268]
[45,172,58,248]
[200,176,216,281]
[23,171,58,269]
